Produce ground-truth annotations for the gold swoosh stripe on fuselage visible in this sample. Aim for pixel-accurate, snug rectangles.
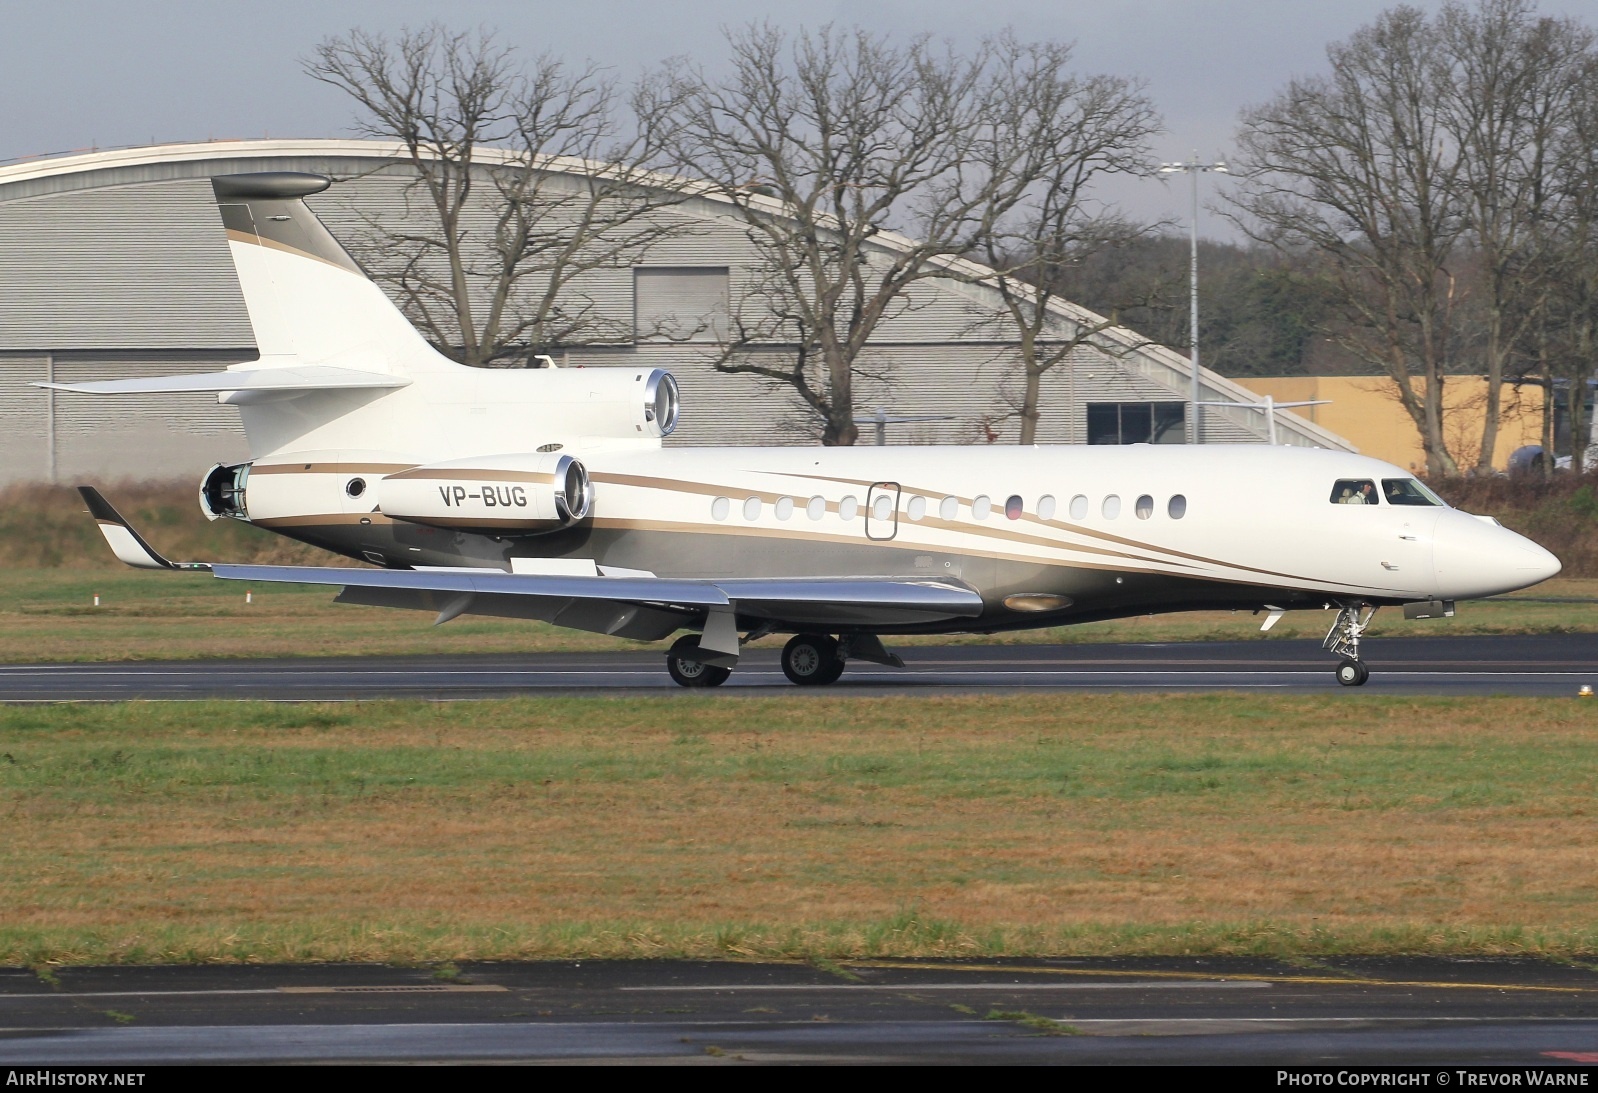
[250,463,417,476]
[799,471,1319,580]
[596,472,1223,574]
[594,469,1328,586]
[383,468,556,483]
[583,516,1413,597]
[252,513,394,528]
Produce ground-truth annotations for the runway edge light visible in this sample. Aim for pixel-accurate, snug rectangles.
[1580,685,1593,698]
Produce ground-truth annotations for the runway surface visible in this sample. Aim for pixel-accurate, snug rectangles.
[1,634,1595,700]
[2,958,1596,1064]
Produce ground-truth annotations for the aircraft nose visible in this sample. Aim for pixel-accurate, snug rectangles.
[1433,513,1561,599]
[1518,540,1562,583]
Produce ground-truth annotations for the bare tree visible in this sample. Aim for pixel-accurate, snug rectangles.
[1536,53,1598,473]
[306,25,691,366]
[1433,0,1593,469]
[651,25,1056,445]
[970,37,1161,444]
[1230,6,1469,476]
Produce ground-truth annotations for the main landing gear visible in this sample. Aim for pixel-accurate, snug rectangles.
[1324,604,1377,687]
[780,633,846,686]
[665,635,732,688]
[665,630,901,688]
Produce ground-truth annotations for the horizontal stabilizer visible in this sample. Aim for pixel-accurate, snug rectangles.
[36,365,409,396]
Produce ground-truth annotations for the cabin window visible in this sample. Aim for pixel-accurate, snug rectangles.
[972,495,992,520]
[939,496,959,521]
[743,497,762,520]
[1168,494,1187,519]
[1005,495,1024,520]
[1382,478,1445,506]
[711,497,730,521]
[871,494,894,521]
[1102,494,1122,519]
[840,495,859,521]
[1037,495,1057,521]
[807,496,826,520]
[906,495,927,521]
[1069,494,1089,520]
[1135,494,1154,519]
[1330,479,1378,505]
[774,496,794,520]
[1087,402,1186,444]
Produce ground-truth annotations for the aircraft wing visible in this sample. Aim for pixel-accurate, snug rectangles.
[37,364,409,395]
[78,487,982,642]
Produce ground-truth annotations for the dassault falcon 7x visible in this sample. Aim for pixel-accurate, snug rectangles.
[47,173,1561,687]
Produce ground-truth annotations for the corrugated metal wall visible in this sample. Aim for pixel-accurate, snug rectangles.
[0,180,251,349]
[0,351,252,486]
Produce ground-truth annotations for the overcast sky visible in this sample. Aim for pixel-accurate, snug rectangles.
[5,0,1598,239]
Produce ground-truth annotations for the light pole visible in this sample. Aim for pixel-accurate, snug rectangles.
[1158,153,1228,444]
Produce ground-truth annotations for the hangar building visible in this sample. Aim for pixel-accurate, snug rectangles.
[0,139,1351,486]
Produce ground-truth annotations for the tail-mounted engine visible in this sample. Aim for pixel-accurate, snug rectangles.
[375,453,592,535]
[199,461,252,521]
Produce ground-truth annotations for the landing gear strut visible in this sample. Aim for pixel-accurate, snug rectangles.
[781,633,846,686]
[1324,604,1377,687]
[665,635,731,688]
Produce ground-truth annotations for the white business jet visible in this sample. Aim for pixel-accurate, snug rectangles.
[48,174,1561,688]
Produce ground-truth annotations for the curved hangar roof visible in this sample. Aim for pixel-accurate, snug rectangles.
[0,139,1352,453]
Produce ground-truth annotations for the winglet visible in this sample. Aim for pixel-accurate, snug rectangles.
[77,487,208,571]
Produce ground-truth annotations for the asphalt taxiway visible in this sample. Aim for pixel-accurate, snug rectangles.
[1,958,1596,1064]
[1,634,1594,701]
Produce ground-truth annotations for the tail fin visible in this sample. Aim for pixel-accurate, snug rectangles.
[211,173,440,375]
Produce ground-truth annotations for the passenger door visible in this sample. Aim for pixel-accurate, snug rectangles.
[865,481,901,541]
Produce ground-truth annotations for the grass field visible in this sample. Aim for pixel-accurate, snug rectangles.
[1,569,1594,663]
[3,694,1596,965]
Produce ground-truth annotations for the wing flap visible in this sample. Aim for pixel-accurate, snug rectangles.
[212,564,983,624]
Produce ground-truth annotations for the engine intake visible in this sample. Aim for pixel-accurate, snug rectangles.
[199,461,251,521]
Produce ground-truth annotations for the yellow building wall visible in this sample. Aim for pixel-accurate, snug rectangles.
[1239,376,1545,473]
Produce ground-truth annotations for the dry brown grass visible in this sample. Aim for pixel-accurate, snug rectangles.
[2,695,1595,963]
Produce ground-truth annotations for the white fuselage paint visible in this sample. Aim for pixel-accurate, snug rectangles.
[241,443,1559,607]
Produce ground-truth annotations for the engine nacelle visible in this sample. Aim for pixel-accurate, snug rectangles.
[375,453,592,535]
[508,367,679,440]
[199,461,251,521]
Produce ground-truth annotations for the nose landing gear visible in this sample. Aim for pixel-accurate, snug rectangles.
[1335,659,1370,687]
[1325,604,1377,687]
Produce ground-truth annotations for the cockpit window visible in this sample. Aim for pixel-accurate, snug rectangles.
[1330,479,1378,505]
[1382,478,1446,507]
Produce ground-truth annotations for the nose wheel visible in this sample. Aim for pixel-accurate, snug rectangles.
[1325,604,1377,687]
[1336,659,1370,687]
